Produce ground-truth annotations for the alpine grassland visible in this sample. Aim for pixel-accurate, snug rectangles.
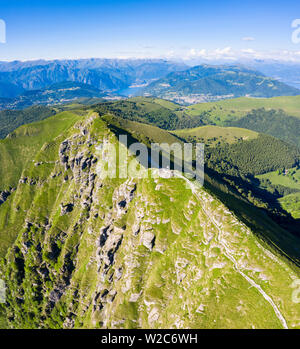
[0,106,299,329]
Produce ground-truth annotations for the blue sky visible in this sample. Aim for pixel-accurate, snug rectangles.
[0,0,300,61]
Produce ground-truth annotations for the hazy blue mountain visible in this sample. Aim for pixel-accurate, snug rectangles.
[182,59,300,90]
[243,60,300,90]
[141,64,300,103]
[0,59,187,97]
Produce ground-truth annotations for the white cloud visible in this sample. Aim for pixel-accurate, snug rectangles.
[185,47,236,60]
[111,46,300,63]
[215,46,232,55]
[241,48,256,54]
[182,47,300,62]
[242,36,255,41]
[189,48,206,56]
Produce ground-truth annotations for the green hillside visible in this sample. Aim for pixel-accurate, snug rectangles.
[186,95,300,121]
[128,96,182,111]
[258,168,300,190]
[94,99,300,234]
[172,123,300,236]
[230,109,300,148]
[173,125,258,146]
[94,98,185,130]
[0,111,299,329]
[0,106,57,139]
[279,193,300,219]
[257,168,300,219]
[184,96,300,148]
[0,110,84,191]
[103,113,181,146]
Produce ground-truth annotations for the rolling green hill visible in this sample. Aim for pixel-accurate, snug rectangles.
[0,106,57,139]
[93,97,300,149]
[171,123,300,236]
[258,168,300,190]
[173,125,258,146]
[93,98,300,228]
[231,109,300,148]
[186,95,300,121]
[184,96,300,148]
[94,98,183,130]
[172,125,300,175]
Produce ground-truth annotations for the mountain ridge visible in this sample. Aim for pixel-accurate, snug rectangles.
[0,59,187,96]
[142,64,300,103]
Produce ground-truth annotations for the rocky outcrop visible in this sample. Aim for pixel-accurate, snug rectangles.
[0,189,13,205]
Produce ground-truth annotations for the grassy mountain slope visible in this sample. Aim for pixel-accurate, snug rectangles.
[82,98,300,231]
[258,168,300,190]
[171,123,300,237]
[93,97,300,150]
[0,112,299,329]
[103,115,300,255]
[0,110,84,191]
[0,106,57,139]
[186,95,300,121]
[172,124,300,175]
[173,126,258,146]
[231,109,300,148]
[279,193,300,219]
[258,168,300,219]
[94,99,300,226]
[185,96,300,148]
[94,98,184,130]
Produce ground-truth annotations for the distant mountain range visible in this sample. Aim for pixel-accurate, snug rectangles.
[0,58,187,96]
[240,60,300,90]
[182,59,300,90]
[141,64,300,103]
[0,59,299,109]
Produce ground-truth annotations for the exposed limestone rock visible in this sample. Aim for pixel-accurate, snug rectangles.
[129,292,142,302]
[140,230,155,250]
[148,307,160,325]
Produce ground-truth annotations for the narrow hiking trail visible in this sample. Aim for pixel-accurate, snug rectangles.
[175,172,289,329]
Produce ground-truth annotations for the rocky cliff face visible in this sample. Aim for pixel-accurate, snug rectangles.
[0,112,300,329]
